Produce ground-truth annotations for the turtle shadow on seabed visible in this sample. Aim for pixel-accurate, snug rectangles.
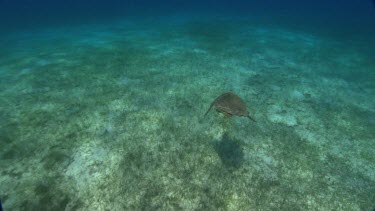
[213,133,244,170]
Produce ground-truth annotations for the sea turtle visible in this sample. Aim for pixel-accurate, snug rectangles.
[204,92,256,122]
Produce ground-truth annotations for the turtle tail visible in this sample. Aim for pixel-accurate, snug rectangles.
[204,103,214,117]
[247,115,256,122]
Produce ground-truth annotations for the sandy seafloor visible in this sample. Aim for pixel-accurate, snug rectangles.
[0,16,374,210]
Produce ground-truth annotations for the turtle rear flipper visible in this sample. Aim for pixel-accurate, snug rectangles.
[223,112,232,118]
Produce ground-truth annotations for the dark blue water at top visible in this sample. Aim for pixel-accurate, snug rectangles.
[1,1,374,24]
[0,0,374,40]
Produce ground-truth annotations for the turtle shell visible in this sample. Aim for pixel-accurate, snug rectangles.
[204,92,256,121]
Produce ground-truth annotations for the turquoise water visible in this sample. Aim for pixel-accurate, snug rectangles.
[1,4,375,210]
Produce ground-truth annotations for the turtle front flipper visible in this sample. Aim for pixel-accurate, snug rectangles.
[247,115,256,122]
[204,102,215,116]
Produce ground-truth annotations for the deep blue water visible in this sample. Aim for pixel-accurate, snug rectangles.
[1,0,374,35]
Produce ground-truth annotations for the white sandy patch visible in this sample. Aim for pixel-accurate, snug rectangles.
[267,104,298,126]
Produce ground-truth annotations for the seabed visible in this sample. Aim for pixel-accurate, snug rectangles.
[0,17,374,210]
